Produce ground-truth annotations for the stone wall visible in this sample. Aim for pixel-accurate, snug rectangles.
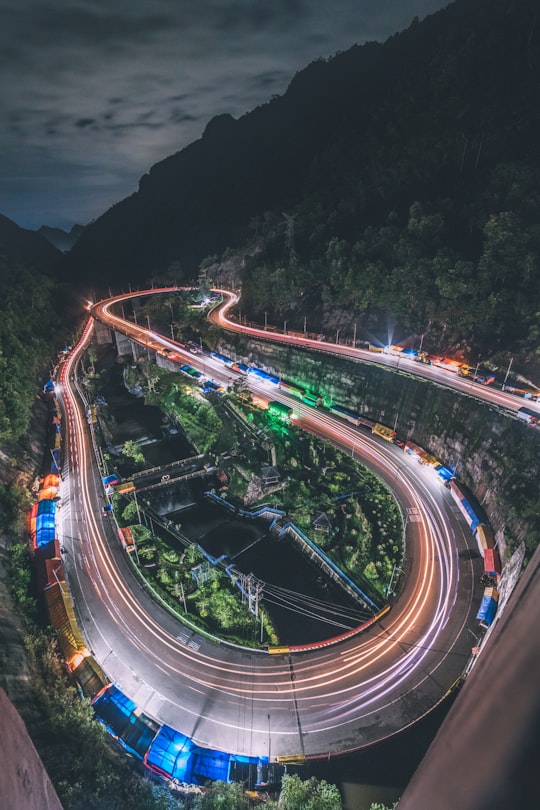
[216,334,540,560]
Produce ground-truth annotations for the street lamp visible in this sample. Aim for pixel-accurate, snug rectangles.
[385,565,404,596]
[470,360,480,391]
[145,315,151,359]
[502,357,513,391]
[336,329,340,344]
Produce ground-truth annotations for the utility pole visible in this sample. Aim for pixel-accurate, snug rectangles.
[239,573,247,604]
[133,490,141,524]
[246,574,264,617]
[470,360,480,391]
[353,322,357,347]
[386,565,403,597]
[502,357,513,391]
[254,580,264,618]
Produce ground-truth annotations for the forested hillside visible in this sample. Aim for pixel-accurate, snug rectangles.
[236,163,540,364]
[0,259,68,447]
[0,215,66,446]
[64,0,540,368]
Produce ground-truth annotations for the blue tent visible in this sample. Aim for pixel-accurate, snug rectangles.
[435,465,454,482]
[92,684,159,760]
[476,594,498,626]
[35,500,57,547]
[145,724,193,781]
[190,747,231,783]
[51,449,61,474]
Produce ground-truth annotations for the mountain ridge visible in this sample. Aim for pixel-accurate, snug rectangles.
[0,213,62,273]
[57,0,540,366]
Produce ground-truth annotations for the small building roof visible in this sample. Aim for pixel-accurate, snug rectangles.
[313,511,332,531]
[261,466,280,484]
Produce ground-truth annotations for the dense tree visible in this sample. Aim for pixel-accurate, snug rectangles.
[0,261,64,442]
[121,439,145,467]
[277,774,343,810]
[193,780,251,809]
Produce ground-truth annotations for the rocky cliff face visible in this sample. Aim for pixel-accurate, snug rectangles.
[217,333,540,559]
[0,688,63,810]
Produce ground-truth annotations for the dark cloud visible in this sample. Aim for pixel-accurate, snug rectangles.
[249,70,291,90]
[1,0,450,230]
[210,0,308,34]
[169,111,197,125]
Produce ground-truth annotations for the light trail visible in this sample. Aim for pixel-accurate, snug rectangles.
[51,288,484,758]
[209,287,540,418]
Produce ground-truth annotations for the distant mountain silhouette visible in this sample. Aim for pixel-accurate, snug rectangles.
[0,213,61,273]
[38,223,85,253]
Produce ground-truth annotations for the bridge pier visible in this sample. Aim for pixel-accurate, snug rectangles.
[93,320,113,345]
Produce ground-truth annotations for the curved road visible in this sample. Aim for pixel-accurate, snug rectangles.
[54,288,489,759]
[209,288,539,418]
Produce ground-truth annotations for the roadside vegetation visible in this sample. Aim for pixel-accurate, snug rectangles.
[98,338,402,651]
[252,408,402,596]
[112,506,278,647]
[2,486,180,809]
[0,260,71,443]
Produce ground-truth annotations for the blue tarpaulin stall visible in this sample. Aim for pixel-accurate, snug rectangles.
[51,449,61,474]
[92,684,136,732]
[435,465,455,482]
[145,724,193,781]
[35,499,57,547]
[92,684,160,760]
[35,523,56,547]
[93,685,267,786]
[476,587,499,626]
[191,748,231,783]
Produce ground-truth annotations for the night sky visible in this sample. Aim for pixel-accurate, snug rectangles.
[2,1,449,232]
